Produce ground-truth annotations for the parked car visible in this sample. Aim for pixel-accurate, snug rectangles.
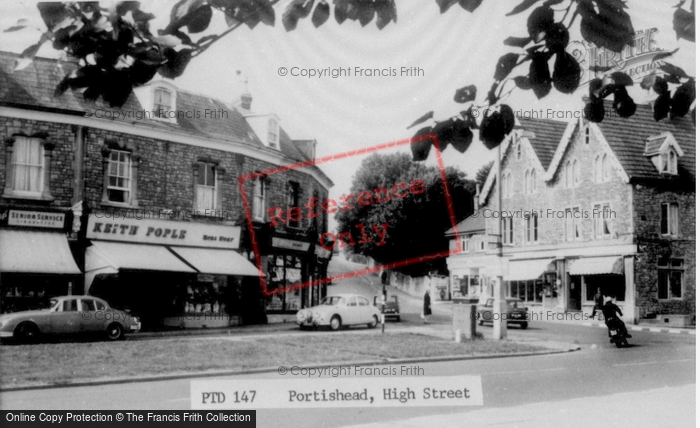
[476,297,529,329]
[0,295,141,343]
[296,294,381,331]
[373,295,401,322]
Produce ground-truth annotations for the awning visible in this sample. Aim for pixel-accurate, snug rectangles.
[504,258,554,281]
[169,247,262,277]
[569,257,624,275]
[0,230,81,274]
[87,241,196,273]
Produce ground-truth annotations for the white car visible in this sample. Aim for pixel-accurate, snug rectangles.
[296,294,381,331]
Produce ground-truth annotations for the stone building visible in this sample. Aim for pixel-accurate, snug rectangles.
[446,105,695,326]
[0,51,333,327]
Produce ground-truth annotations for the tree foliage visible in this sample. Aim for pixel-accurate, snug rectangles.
[4,0,696,146]
[335,153,475,276]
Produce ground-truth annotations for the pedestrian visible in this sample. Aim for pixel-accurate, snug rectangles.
[422,288,432,324]
[591,287,604,318]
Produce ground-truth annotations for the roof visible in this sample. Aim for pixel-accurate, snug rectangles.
[596,101,695,181]
[445,211,485,236]
[518,117,570,169]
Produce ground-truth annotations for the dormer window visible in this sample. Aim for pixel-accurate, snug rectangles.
[268,117,279,149]
[645,132,683,176]
[154,87,173,119]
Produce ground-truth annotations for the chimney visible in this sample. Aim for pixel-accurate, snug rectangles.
[240,93,252,110]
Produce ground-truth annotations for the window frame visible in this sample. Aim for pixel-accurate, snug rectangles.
[267,117,279,149]
[153,87,173,120]
[106,150,132,204]
[286,181,302,229]
[10,136,45,197]
[195,162,218,213]
[502,217,513,245]
[657,258,684,300]
[660,202,680,236]
[593,202,613,239]
[253,177,266,222]
[525,212,538,244]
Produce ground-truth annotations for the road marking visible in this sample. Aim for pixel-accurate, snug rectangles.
[614,359,693,367]
[485,367,567,376]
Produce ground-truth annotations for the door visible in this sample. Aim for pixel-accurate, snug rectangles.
[49,298,82,334]
[569,276,582,310]
[79,298,103,333]
[344,296,360,324]
[356,296,373,323]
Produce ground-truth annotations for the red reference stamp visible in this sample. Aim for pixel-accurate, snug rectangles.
[238,134,460,299]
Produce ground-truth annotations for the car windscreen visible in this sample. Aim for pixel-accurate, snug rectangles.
[508,301,519,309]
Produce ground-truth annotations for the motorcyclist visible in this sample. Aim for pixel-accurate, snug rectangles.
[601,296,631,339]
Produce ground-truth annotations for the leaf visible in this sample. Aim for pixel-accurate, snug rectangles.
[454,85,477,103]
[654,91,672,121]
[312,1,331,28]
[671,80,696,118]
[504,36,532,48]
[494,53,520,81]
[434,119,455,151]
[545,22,569,52]
[14,38,45,71]
[500,105,515,135]
[584,99,605,122]
[609,71,633,86]
[37,2,72,31]
[526,5,554,42]
[450,120,473,153]
[653,77,669,95]
[599,83,620,99]
[411,126,434,161]
[283,0,314,31]
[658,63,690,80]
[334,0,350,24]
[578,0,635,53]
[486,81,500,105]
[673,7,695,42]
[480,111,506,149]
[184,5,213,33]
[589,78,604,97]
[529,51,552,99]
[552,51,581,94]
[357,2,376,27]
[170,0,205,23]
[436,0,459,14]
[407,111,434,129]
[4,18,30,32]
[458,0,483,12]
[612,87,636,118]
[513,75,532,89]
[151,34,182,48]
[640,74,657,90]
[375,0,397,30]
[506,0,541,16]
[158,48,192,79]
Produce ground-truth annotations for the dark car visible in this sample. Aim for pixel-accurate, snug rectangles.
[476,297,529,329]
[0,295,140,343]
[373,295,400,322]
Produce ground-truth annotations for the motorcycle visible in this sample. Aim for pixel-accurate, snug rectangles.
[607,319,630,348]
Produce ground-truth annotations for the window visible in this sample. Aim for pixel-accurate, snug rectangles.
[253,177,266,221]
[525,169,537,194]
[286,182,301,228]
[107,150,132,203]
[658,258,683,299]
[504,172,513,197]
[525,213,538,244]
[573,160,580,185]
[593,203,613,238]
[602,154,610,181]
[502,217,513,244]
[154,88,172,119]
[357,297,369,306]
[516,143,522,160]
[81,299,96,311]
[460,236,469,252]
[195,163,217,212]
[95,300,106,311]
[564,207,582,242]
[660,150,678,174]
[347,297,358,307]
[11,137,44,195]
[267,118,278,149]
[530,169,536,193]
[565,161,573,188]
[661,202,679,236]
[584,126,590,144]
[594,155,602,182]
[62,299,78,312]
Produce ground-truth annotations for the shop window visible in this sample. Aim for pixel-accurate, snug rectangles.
[286,181,301,228]
[585,275,625,301]
[525,213,538,244]
[195,163,218,212]
[253,177,266,221]
[593,203,613,238]
[658,258,683,299]
[564,207,582,241]
[153,87,173,119]
[10,137,44,196]
[661,202,679,236]
[106,150,132,204]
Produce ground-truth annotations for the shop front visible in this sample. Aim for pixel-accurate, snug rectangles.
[0,208,81,313]
[504,259,559,308]
[567,256,627,315]
[84,216,262,329]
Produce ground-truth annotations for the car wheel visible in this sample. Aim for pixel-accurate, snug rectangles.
[106,323,124,341]
[521,322,528,329]
[368,315,378,329]
[14,322,39,344]
[330,316,342,331]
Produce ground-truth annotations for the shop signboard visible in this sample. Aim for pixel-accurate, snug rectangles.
[271,237,310,252]
[0,208,67,230]
[86,216,240,249]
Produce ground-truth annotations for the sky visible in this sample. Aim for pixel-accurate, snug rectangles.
[0,0,696,232]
